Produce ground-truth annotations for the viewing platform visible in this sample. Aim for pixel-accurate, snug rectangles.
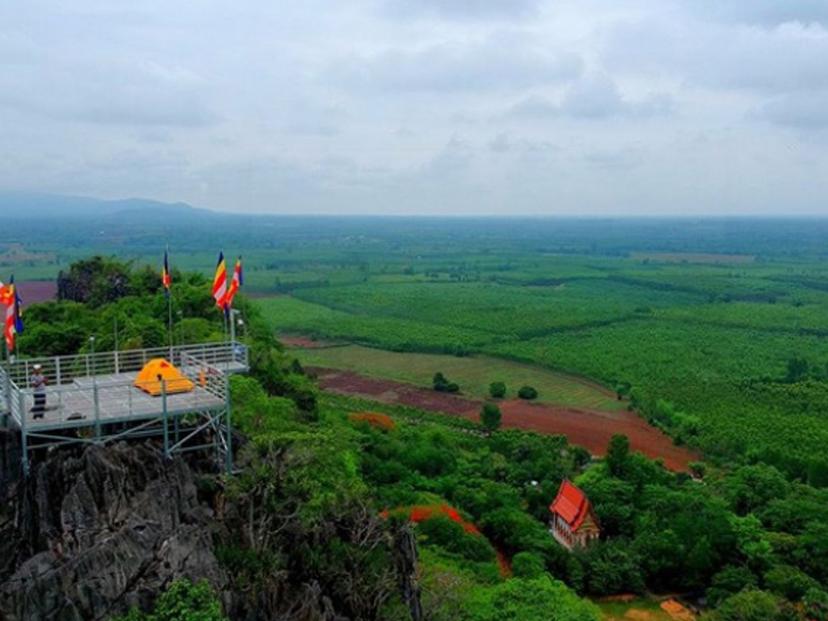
[0,342,249,476]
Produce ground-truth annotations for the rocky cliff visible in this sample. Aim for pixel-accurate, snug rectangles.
[0,443,226,621]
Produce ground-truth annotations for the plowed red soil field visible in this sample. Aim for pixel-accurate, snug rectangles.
[312,367,479,415]
[312,367,699,471]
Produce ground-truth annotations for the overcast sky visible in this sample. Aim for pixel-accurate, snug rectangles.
[1,1,827,216]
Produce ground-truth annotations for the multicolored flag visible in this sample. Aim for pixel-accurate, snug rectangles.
[162,249,172,295]
[2,276,22,351]
[224,257,243,309]
[212,252,228,309]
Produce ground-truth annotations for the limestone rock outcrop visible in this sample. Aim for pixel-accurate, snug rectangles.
[0,443,226,621]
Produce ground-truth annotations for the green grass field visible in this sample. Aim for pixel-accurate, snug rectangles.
[292,344,624,411]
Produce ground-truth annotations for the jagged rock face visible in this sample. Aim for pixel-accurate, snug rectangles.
[0,443,227,621]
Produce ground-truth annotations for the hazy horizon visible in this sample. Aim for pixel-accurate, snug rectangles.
[2,1,828,217]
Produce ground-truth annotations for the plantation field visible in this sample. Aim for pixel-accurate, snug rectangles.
[292,344,624,411]
[259,247,828,478]
[629,251,755,265]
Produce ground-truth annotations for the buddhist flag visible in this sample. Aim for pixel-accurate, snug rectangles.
[212,252,228,309]
[162,249,172,295]
[2,276,22,351]
[224,257,243,309]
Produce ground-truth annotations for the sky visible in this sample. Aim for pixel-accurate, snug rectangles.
[1,0,827,216]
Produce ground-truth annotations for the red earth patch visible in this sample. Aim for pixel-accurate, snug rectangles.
[312,367,699,471]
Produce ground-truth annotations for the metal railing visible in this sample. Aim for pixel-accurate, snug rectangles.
[4,341,248,387]
[3,342,246,429]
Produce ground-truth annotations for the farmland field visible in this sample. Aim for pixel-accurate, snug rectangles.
[292,344,624,411]
[252,226,828,479]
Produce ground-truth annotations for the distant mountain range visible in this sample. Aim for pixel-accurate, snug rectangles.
[0,191,216,221]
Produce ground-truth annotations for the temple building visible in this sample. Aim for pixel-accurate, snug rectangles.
[549,479,600,550]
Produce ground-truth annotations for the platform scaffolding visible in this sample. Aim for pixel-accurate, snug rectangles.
[0,341,249,476]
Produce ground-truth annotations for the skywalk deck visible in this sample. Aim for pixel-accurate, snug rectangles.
[0,342,248,475]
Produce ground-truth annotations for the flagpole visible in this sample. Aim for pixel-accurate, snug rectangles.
[162,244,174,362]
[167,247,173,357]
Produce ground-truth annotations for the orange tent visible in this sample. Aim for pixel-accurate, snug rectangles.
[134,358,195,396]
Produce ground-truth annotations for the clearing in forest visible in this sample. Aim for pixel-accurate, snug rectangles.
[598,598,695,621]
[292,343,624,412]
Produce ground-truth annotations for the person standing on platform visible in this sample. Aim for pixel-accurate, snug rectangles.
[31,363,46,419]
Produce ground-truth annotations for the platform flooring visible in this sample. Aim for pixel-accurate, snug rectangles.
[10,371,225,432]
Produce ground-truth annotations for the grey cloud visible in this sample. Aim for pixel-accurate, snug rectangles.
[606,18,828,94]
[0,54,219,127]
[757,91,828,129]
[2,0,828,216]
[508,75,672,120]
[688,0,828,26]
[330,36,582,93]
[381,0,540,20]
[584,147,643,170]
[487,132,558,156]
[488,132,511,153]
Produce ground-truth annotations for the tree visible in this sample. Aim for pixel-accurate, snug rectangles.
[465,577,601,621]
[784,357,809,383]
[512,552,546,579]
[706,566,758,606]
[57,256,133,307]
[480,403,502,433]
[704,589,781,621]
[489,382,507,399]
[720,464,790,516]
[517,386,538,400]
[605,434,630,478]
[804,588,828,621]
[577,540,645,595]
[764,564,819,601]
[614,382,631,401]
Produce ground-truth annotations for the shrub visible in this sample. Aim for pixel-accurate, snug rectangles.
[480,403,502,433]
[114,579,226,621]
[517,386,538,400]
[489,382,507,399]
[417,515,495,563]
[512,552,546,578]
[434,372,460,393]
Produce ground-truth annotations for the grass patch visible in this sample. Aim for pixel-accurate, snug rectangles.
[293,344,624,411]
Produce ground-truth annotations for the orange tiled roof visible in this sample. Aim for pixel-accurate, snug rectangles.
[549,480,595,532]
